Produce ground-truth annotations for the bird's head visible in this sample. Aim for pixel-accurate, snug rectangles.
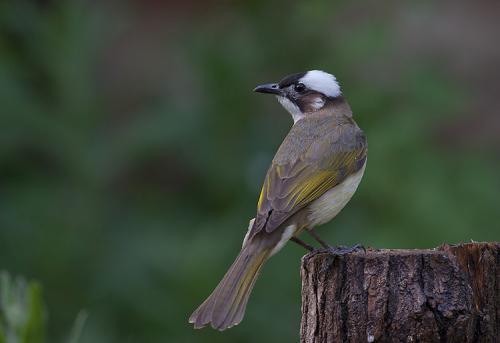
[254,70,342,123]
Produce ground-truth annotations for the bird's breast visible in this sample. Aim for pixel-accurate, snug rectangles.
[307,160,366,227]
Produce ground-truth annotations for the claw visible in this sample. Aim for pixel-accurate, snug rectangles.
[329,244,365,255]
[314,244,365,256]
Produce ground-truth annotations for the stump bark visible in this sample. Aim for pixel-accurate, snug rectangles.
[300,242,499,343]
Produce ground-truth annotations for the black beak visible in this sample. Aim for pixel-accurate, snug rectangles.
[253,83,281,95]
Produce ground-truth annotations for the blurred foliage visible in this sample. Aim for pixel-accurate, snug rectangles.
[0,0,499,342]
[0,272,85,343]
[0,272,45,343]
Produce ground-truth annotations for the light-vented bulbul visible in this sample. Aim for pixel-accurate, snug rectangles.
[189,70,367,331]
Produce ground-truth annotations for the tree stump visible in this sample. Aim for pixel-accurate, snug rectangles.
[300,242,499,343]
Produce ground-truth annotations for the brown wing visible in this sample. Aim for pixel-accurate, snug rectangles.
[249,122,367,238]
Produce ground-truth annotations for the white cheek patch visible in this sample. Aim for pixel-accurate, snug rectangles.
[300,70,341,98]
[277,96,304,123]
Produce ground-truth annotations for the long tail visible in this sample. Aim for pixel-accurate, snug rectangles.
[189,241,270,331]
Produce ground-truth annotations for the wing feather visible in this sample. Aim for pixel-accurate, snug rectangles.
[250,120,366,237]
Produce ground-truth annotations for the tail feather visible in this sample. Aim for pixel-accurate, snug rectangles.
[216,251,267,329]
[189,242,270,330]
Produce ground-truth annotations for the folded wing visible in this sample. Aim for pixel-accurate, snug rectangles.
[249,121,367,238]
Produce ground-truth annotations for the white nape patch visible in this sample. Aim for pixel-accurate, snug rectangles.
[242,218,255,248]
[311,97,325,110]
[270,224,296,256]
[300,70,341,98]
[277,96,304,123]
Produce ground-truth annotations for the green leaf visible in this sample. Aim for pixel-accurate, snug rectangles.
[20,282,45,343]
[0,322,5,343]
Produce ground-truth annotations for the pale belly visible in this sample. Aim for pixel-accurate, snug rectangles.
[307,161,366,227]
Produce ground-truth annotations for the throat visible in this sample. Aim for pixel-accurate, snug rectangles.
[277,96,304,123]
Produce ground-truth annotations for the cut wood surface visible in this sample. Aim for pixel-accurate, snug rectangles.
[300,242,499,343]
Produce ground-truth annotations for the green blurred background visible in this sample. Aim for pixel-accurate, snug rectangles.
[1,0,499,342]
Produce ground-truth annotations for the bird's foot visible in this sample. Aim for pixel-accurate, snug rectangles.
[328,244,365,255]
[314,243,365,255]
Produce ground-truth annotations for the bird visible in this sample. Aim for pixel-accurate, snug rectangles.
[189,70,367,331]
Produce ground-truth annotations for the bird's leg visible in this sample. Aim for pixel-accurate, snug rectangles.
[306,229,365,254]
[306,228,331,248]
[290,237,314,251]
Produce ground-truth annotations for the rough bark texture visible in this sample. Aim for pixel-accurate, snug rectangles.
[300,242,499,343]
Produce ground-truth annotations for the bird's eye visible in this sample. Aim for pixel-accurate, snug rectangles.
[294,83,306,93]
